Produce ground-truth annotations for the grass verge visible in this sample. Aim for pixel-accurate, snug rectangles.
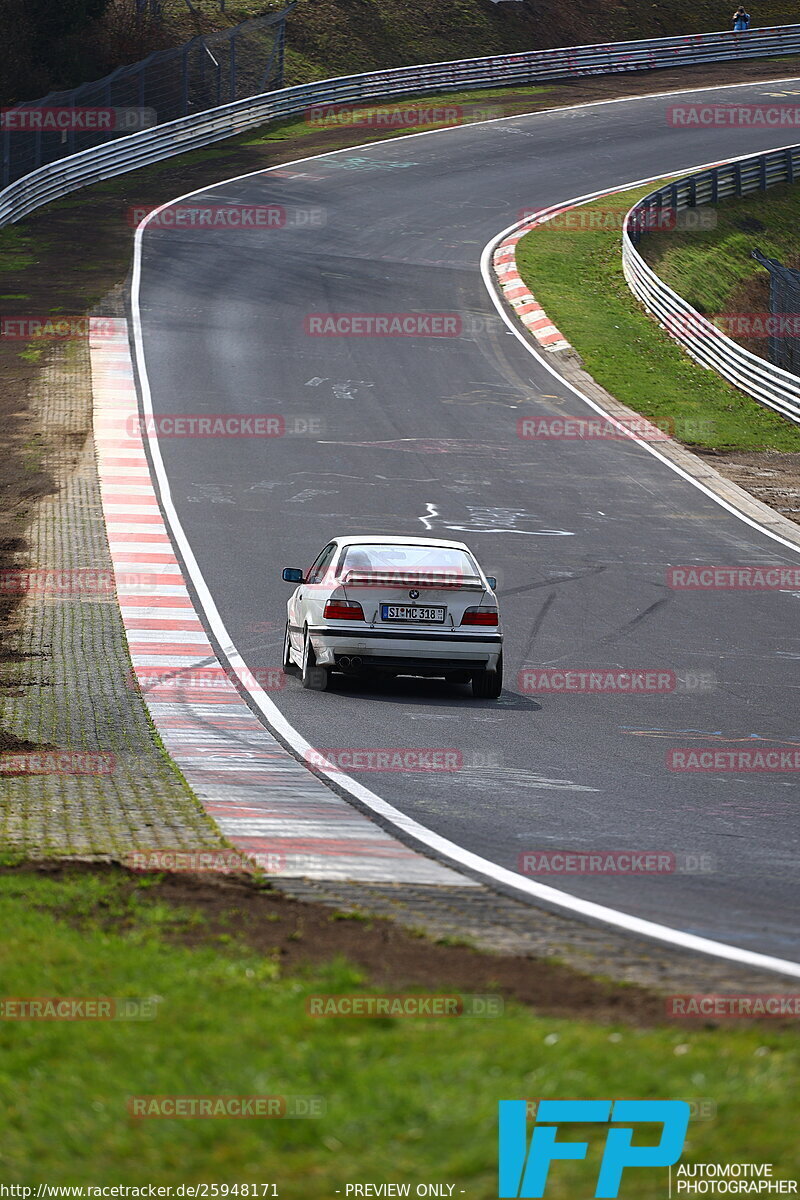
[0,866,798,1191]
[639,179,800,361]
[514,184,800,453]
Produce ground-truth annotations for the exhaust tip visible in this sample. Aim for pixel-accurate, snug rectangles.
[339,656,351,668]
[350,656,362,669]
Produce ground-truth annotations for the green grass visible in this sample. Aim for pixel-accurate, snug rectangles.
[0,226,43,272]
[640,179,800,314]
[515,184,800,452]
[241,84,552,145]
[0,868,798,1193]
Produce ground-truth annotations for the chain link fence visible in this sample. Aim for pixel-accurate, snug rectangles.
[752,248,800,377]
[1,4,295,187]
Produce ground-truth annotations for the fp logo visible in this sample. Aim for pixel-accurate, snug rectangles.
[498,1099,690,1198]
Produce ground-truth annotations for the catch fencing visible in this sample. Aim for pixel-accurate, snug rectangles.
[752,248,800,377]
[623,146,800,422]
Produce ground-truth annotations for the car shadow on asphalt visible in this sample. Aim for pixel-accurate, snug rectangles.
[324,673,541,711]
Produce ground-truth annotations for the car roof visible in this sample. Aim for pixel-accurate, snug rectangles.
[331,535,472,551]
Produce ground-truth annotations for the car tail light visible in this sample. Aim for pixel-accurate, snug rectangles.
[461,607,499,626]
[324,599,364,621]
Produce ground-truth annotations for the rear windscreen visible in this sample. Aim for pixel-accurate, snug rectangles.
[338,544,481,585]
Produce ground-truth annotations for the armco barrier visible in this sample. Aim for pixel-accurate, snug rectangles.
[623,145,800,423]
[2,24,800,229]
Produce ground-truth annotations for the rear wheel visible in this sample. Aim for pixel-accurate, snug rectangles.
[301,630,330,691]
[471,652,503,700]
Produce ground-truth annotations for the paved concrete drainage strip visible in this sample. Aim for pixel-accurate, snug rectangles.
[0,337,225,857]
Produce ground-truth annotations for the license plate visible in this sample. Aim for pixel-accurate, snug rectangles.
[381,604,446,623]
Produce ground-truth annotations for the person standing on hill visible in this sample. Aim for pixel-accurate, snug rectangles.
[733,6,751,30]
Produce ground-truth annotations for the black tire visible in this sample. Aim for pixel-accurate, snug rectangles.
[444,670,470,685]
[471,652,503,700]
[282,623,298,675]
[301,630,330,692]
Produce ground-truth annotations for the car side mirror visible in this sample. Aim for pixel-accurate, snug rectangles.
[282,568,304,583]
[486,577,497,590]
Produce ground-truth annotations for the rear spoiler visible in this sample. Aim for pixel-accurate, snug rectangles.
[343,570,486,590]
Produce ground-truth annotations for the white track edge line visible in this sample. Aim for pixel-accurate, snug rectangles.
[129,85,800,979]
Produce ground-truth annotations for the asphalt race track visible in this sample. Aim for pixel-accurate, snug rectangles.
[134,79,800,961]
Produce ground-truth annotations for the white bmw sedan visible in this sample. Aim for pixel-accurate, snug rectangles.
[281,535,503,698]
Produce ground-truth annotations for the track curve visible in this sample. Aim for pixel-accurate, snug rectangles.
[133,79,800,961]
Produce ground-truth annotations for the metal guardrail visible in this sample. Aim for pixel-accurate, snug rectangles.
[3,23,800,229]
[623,146,800,423]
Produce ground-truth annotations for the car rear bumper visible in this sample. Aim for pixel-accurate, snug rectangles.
[306,625,503,673]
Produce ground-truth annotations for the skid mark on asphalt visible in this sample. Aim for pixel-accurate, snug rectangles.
[567,596,673,655]
[519,591,558,666]
[502,565,609,598]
